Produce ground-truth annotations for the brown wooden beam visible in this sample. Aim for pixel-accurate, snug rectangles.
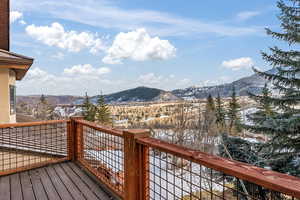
[137,137,300,199]
[123,129,150,200]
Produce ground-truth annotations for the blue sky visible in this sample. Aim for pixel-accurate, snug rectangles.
[10,0,281,95]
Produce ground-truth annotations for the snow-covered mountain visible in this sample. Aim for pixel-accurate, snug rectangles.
[18,69,278,105]
[171,69,276,99]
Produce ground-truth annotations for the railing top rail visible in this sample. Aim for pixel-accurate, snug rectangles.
[75,119,123,137]
[137,137,300,198]
[0,119,70,129]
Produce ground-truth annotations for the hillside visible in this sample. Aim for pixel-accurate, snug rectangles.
[171,69,275,99]
[78,86,181,104]
[17,95,81,105]
[17,70,276,105]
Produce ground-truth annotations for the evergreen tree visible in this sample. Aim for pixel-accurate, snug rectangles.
[96,95,111,124]
[35,95,54,120]
[203,94,217,137]
[219,134,268,199]
[250,0,300,176]
[206,94,215,111]
[215,93,226,131]
[243,84,276,132]
[227,86,242,134]
[40,94,46,104]
[82,92,96,121]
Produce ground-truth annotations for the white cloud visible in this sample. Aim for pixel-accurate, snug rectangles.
[137,73,191,89]
[138,73,163,84]
[10,11,23,23]
[24,67,54,82]
[236,11,260,21]
[19,20,27,25]
[63,64,110,76]
[103,28,176,64]
[26,22,106,53]
[177,78,191,86]
[19,67,192,95]
[13,0,263,38]
[51,52,65,60]
[19,66,115,95]
[222,57,254,71]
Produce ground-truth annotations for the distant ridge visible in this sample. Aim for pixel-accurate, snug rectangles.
[17,69,275,105]
[77,86,182,104]
[171,69,276,99]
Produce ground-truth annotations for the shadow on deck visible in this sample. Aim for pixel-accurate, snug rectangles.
[0,161,115,200]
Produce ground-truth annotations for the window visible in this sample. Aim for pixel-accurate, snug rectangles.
[10,85,16,115]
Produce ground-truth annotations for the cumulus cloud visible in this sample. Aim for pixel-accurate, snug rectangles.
[24,67,54,82]
[51,52,65,60]
[20,65,114,95]
[26,22,106,53]
[102,28,176,64]
[236,11,260,21]
[137,73,191,89]
[178,78,191,86]
[19,67,193,95]
[10,11,23,23]
[138,73,163,84]
[222,57,254,71]
[63,64,111,76]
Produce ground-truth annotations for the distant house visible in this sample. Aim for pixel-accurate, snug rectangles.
[0,0,33,123]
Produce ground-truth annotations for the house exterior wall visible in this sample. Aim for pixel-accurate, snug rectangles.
[0,68,16,123]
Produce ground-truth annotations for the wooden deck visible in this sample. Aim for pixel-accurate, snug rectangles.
[0,162,114,200]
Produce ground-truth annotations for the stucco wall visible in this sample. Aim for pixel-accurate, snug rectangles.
[0,68,16,123]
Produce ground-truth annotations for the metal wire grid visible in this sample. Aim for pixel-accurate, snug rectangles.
[146,148,298,200]
[82,125,125,194]
[0,122,67,173]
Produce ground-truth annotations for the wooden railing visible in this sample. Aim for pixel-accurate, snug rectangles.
[0,120,70,176]
[70,118,300,200]
[1,118,300,200]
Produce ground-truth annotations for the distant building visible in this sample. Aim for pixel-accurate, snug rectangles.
[0,0,33,123]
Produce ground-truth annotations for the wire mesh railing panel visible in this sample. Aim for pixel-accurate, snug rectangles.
[0,121,68,174]
[80,124,124,196]
[146,148,299,200]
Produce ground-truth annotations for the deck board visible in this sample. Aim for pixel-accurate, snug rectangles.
[0,176,10,200]
[37,168,60,200]
[10,174,22,200]
[0,162,113,200]
[45,165,73,200]
[29,169,48,200]
[20,171,35,200]
[53,164,85,200]
[67,162,112,200]
[60,163,99,200]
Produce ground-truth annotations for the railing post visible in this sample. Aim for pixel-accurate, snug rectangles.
[123,129,150,200]
[69,117,84,161]
[67,120,73,160]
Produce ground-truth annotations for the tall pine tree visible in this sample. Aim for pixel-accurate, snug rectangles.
[215,93,226,132]
[244,84,276,131]
[203,94,217,137]
[227,86,242,134]
[96,95,111,125]
[251,0,300,176]
[82,92,96,121]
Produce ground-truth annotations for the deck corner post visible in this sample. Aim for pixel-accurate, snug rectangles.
[123,129,150,200]
[69,117,84,161]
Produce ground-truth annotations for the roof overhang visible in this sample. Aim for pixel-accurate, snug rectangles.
[0,49,34,80]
